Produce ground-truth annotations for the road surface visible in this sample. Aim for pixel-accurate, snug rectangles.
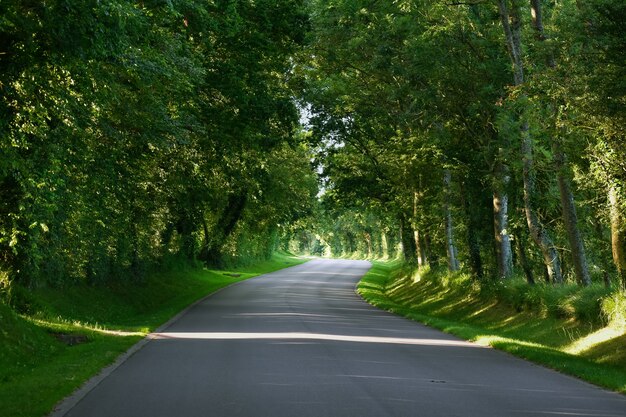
[55,259,626,416]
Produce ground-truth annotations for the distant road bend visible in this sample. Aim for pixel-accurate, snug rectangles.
[54,259,626,417]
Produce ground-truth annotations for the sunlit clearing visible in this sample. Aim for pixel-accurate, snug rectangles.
[467,302,499,319]
[150,332,486,347]
[564,327,624,355]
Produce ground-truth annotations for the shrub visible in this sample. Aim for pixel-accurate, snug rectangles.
[569,285,612,323]
[601,291,626,329]
[474,273,612,324]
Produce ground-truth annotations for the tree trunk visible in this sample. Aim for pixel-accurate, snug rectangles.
[497,0,524,86]
[444,169,460,271]
[413,190,427,267]
[177,215,197,261]
[364,232,373,258]
[414,228,428,268]
[204,192,247,266]
[609,184,626,288]
[400,214,417,262]
[493,155,513,279]
[529,0,590,286]
[555,143,591,285]
[516,229,536,285]
[198,213,211,261]
[499,0,563,283]
[424,233,434,266]
[461,180,483,279]
[414,228,422,267]
[381,230,389,258]
[522,134,563,283]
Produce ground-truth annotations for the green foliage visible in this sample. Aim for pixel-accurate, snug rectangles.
[482,279,612,323]
[299,0,626,289]
[0,0,314,289]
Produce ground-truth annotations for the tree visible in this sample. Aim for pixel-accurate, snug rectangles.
[497,0,563,283]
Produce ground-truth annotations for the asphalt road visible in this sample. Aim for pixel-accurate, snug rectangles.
[56,259,626,417]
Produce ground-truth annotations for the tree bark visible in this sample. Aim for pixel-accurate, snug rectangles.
[609,184,626,288]
[444,169,460,271]
[381,230,389,258]
[414,228,428,268]
[413,190,427,267]
[515,229,536,285]
[497,0,524,86]
[493,153,513,279]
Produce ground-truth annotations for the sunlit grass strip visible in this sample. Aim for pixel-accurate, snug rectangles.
[564,327,624,355]
[357,260,626,395]
[26,317,147,337]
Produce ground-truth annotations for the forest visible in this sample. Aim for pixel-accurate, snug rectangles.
[1,0,626,358]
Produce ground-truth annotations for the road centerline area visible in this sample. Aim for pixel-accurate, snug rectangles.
[55,259,626,417]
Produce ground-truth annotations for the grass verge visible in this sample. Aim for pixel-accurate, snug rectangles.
[0,252,306,417]
[357,260,626,394]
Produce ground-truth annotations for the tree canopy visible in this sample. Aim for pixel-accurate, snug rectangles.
[0,0,315,288]
[1,0,625,293]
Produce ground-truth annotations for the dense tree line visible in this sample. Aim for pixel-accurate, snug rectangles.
[0,0,316,289]
[299,0,625,288]
[1,0,624,295]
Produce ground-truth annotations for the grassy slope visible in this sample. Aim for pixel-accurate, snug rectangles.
[0,252,306,417]
[357,260,626,394]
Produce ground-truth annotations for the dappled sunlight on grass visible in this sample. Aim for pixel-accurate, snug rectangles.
[473,334,549,350]
[357,260,626,394]
[26,316,147,337]
[467,301,501,319]
[411,265,431,283]
[565,327,623,355]
[576,333,626,365]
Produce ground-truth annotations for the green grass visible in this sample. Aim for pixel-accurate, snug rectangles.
[0,252,306,417]
[357,260,626,394]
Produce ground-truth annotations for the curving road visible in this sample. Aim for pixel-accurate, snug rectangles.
[54,259,626,417]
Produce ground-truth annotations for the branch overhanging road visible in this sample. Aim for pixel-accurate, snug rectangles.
[54,259,626,417]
